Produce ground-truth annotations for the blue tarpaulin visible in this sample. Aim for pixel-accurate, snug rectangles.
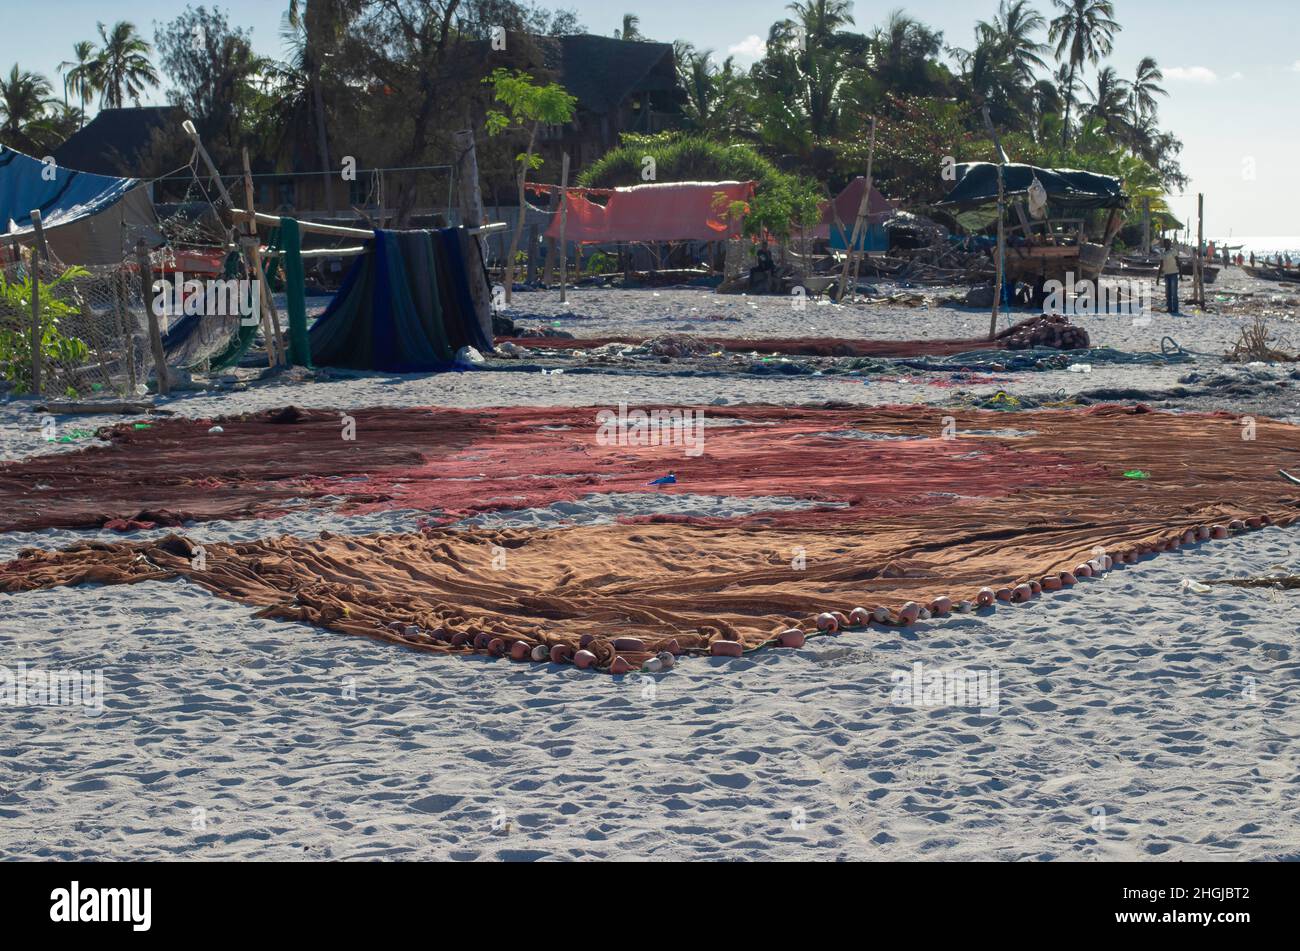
[1,146,161,264]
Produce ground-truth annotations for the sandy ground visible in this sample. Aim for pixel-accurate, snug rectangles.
[2,273,1298,861]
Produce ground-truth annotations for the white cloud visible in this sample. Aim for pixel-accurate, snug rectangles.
[1164,66,1219,83]
[1291,60,1300,72]
[728,35,766,63]
[1229,71,1244,81]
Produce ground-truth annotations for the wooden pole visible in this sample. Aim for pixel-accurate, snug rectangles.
[242,147,284,366]
[182,120,236,209]
[453,130,488,253]
[836,116,877,302]
[526,224,539,284]
[990,167,1006,340]
[558,153,570,305]
[1194,193,1205,307]
[28,211,42,397]
[136,239,169,395]
[1142,196,1151,257]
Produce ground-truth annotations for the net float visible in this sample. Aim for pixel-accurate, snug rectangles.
[474,632,492,649]
[1074,563,1093,578]
[451,632,471,647]
[777,629,806,648]
[663,639,682,655]
[610,656,632,675]
[956,600,975,613]
[1041,576,1062,592]
[1211,525,1229,539]
[509,641,531,661]
[1122,551,1137,564]
[977,588,996,607]
[642,656,664,673]
[1196,526,1210,540]
[612,637,645,653]
[832,611,851,629]
[898,601,921,624]
[574,649,597,669]
[579,633,597,648]
[1228,519,1245,531]
[872,606,891,623]
[710,640,744,657]
[1245,516,1264,528]
[930,597,953,616]
[1101,555,1114,570]
[1028,580,1042,595]
[1011,583,1033,603]
[404,624,421,637]
[849,607,871,626]
[487,638,506,656]
[550,644,572,664]
[917,607,932,621]
[995,587,1014,602]
[1182,529,1197,544]
[816,612,839,632]
[1058,571,1077,586]
[387,620,404,632]
[530,644,550,662]
[656,651,675,669]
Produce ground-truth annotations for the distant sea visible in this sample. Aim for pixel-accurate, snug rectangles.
[1211,236,1300,258]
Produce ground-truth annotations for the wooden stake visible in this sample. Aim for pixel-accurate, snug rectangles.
[453,129,488,255]
[558,153,570,305]
[242,147,284,366]
[990,167,1006,340]
[136,239,169,395]
[1195,193,1205,307]
[836,116,877,302]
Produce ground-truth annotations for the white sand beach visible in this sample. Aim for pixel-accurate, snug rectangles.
[2,280,1298,861]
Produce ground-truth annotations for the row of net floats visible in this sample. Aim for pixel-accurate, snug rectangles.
[375,516,1272,674]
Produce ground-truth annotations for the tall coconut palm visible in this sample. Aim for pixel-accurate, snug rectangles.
[979,0,1049,84]
[286,1,358,215]
[1048,0,1120,147]
[93,21,159,108]
[870,9,945,95]
[0,65,56,153]
[58,40,98,126]
[1129,55,1166,121]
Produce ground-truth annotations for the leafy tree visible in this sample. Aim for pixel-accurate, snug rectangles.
[484,67,577,300]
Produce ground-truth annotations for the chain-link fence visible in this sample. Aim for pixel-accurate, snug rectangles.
[0,245,150,399]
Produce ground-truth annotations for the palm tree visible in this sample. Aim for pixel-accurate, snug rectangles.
[1048,0,1120,147]
[1085,65,1130,135]
[1129,56,1166,120]
[615,14,642,40]
[787,0,856,44]
[285,1,359,215]
[870,9,945,95]
[93,21,159,108]
[58,40,98,126]
[979,0,1049,83]
[0,65,56,153]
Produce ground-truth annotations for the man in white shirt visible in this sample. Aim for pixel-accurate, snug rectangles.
[1158,239,1180,316]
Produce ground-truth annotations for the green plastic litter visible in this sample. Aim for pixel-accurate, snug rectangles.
[1122,470,1150,479]
[132,423,152,430]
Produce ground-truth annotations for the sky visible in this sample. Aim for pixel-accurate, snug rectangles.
[6,0,1298,238]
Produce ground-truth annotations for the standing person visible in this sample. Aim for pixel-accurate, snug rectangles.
[1159,239,1180,316]
[1250,251,1256,268]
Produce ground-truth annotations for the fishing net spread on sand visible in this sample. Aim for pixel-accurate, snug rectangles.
[2,403,1298,672]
